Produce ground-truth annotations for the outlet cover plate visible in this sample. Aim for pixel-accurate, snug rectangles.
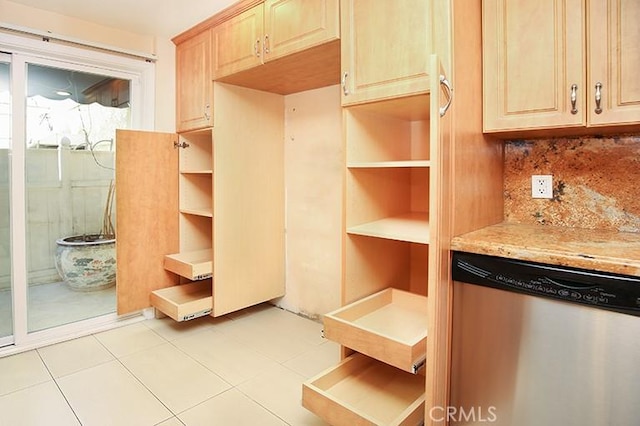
[532,175,553,199]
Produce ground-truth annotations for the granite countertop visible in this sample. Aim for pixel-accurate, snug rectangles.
[450,222,640,277]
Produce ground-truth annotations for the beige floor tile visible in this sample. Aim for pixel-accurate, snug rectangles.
[237,363,329,426]
[94,321,166,358]
[283,340,341,378]
[120,342,231,413]
[57,360,172,426]
[37,335,114,378]
[0,350,51,396]
[172,329,278,386]
[156,417,185,426]
[179,388,286,426]
[0,381,80,426]
[143,315,231,342]
[217,310,322,363]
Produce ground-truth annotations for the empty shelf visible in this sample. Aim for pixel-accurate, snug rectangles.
[323,288,428,373]
[150,279,212,322]
[347,212,429,244]
[164,248,212,280]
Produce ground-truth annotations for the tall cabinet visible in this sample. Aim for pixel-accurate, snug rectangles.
[300,0,457,423]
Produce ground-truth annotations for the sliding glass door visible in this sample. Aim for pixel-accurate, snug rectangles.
[0,54,12,345]
[1,29,154,349]
[24,61,130,332]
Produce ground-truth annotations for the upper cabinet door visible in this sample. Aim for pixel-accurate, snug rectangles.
[263,0,339,61]
[588,0,640,126]
[341,0,431,106]
[176,29,213,132]
[212,4,264,80]
[483,0,585,132]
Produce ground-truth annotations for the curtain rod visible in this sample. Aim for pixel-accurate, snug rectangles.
[0,22,157,62]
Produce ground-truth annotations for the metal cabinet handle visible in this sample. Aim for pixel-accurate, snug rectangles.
[439,74,453,117]
[570,84,578,115]
[174,141,190,149]
[341,72,349,96]
[264,34,270,54]
[254,38,261,57]
[594,82,602,114]
[204,103,211,121]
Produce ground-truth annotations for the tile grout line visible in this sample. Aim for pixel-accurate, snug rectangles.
[34,348,83,425]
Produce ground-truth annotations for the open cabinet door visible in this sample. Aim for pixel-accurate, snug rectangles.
[426,56,454,425]
[115,129,179,314]
[212,83,285,316]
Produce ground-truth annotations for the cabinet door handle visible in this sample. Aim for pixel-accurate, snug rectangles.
[594,82,603,114]
[254,38,261,57]
[570,84,578,115]
[204,103,211,121]
[264,34,270,54]
[174,141,190,149]
[439,74,453,117]
[341,72,349,96]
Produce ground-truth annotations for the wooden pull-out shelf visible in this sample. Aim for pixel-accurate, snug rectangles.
[302,353,425,426]
[164,249,212,280]
[323,288,428,373]
[150,279,212,321]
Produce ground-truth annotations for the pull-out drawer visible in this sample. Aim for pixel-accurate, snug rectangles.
[163,248,212,280]
[302,353,425,425]
[323,288,428,373]
[150,279,212,321]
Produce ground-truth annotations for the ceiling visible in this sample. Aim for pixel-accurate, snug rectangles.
[6,0,238,38]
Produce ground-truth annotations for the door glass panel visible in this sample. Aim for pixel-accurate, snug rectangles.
[25,63,130,332]
[0,58,11,341]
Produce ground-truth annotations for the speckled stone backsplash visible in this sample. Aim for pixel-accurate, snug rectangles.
[504,134,640,233]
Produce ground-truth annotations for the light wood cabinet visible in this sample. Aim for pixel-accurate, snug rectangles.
[263,0,339,61]
[212,5,264,79]
[213,0,339,80]
[340,0,432,106]
[302,56,453,426]
[115,130,179,315]
[176,29,213,132]
[483,0,640,134]
[116,94,284,318]
[588,0,640,127]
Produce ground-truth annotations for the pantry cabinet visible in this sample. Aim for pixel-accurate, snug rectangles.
[483,0,640,134]
[176,29,213,132]
[115,89,285,318]
[340,0,432,106]
[212,0,339,80]
[302,56,453,426]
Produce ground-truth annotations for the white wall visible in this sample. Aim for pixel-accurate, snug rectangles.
[277,85,343,319]
[0,0,176,133]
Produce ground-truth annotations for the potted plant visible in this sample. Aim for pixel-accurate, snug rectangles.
[54,180,116,291]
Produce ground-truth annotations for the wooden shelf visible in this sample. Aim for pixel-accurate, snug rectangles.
[180,208,213,218]
[302,353,425,426]
[323,288,428,373]
[164,248,212,280]
[150,279,212,322]
[347,160,430,168]
[347,212,429,245]
[180,170,213,175]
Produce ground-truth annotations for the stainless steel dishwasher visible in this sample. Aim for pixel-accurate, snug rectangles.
[449,251,640,426]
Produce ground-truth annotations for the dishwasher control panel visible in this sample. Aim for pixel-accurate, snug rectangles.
[452,251,640,317]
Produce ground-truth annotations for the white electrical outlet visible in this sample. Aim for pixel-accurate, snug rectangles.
[532,175,553,199]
